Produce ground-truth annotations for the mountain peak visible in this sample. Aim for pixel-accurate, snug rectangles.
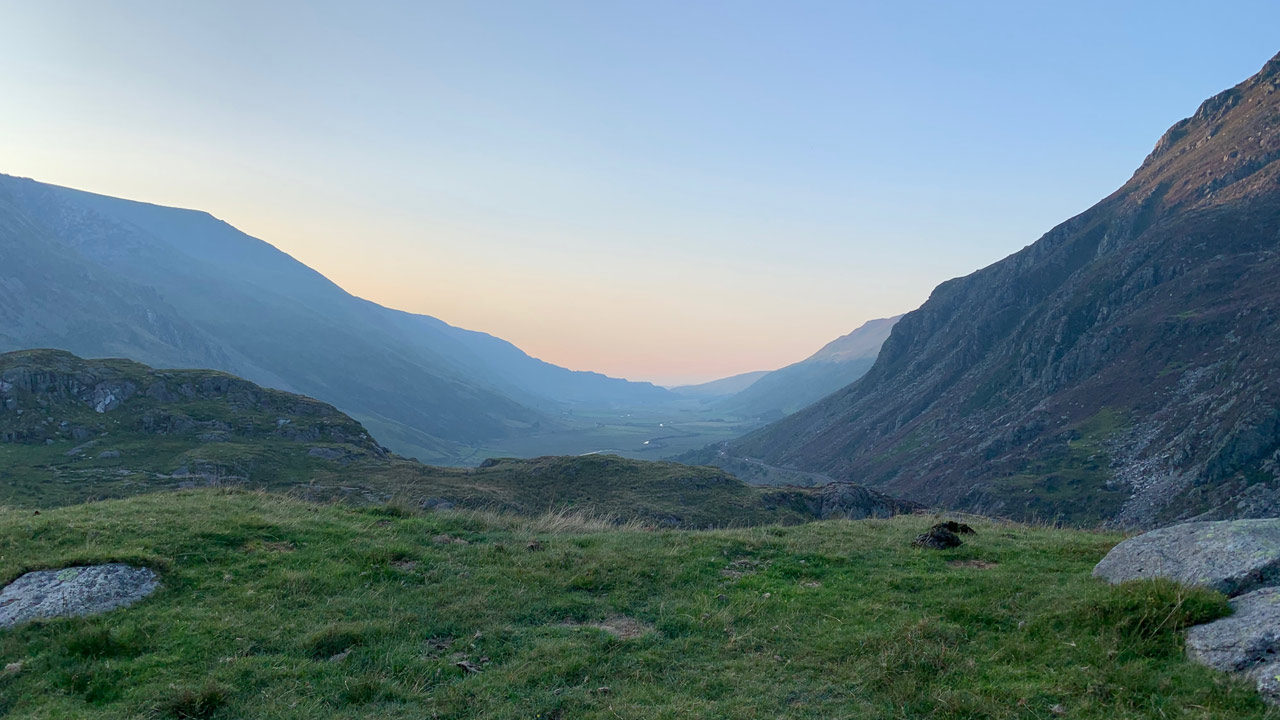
[731,51,1280,528]
[1136,50,1280,208]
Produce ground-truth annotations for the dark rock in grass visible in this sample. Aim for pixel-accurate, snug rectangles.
[421,497,455,511]
[97,450,121,459]
[1093,519,1280,597]
[913,526,962,550]
[932,520,975,535]
[1187,587,1280,704]
[0,564,159,629]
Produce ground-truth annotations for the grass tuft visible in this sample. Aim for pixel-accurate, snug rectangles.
[304,623,370,660]
[153,680,229,719]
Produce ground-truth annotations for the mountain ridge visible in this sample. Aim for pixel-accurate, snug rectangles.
[0,174,674,463]
[730,51,1280,528]
[714,315,901,420]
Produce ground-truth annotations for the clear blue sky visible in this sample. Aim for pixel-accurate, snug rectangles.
[2,1,1277,384]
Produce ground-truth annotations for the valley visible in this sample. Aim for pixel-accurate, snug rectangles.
[2,10,1280,715]
[476,405,763,463]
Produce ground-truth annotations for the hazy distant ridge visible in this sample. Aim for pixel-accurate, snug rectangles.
[0,174,673,463]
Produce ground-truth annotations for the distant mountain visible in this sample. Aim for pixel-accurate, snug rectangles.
[0,349,919,525]
[669,370,770,398]
[0,175,673,462]
[716,316,901,419]
[730,51,1280,528]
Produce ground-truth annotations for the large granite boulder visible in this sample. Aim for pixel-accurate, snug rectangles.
[1186,587,1280,704]
[1092,519,1280,597]
[0,564,159,629]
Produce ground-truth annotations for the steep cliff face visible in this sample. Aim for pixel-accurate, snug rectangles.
[733,52,1280,528]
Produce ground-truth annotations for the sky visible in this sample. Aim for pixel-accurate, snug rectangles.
[1,2,1278,385]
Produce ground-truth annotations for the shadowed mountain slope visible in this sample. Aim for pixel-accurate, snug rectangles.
[669,370,771,398]
[0,175,672,463]
[716,315,902,419]
[732,52,1280,528]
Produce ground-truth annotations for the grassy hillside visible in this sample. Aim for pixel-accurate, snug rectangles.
[0,490,1267,719]
[0,350,910,528]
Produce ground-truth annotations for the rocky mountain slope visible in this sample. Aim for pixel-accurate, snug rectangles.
[0,176,672,464]
[731,51,1280,528]
[0,349,916,526]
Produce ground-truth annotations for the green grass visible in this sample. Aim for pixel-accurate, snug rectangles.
[0,490,1270,719]
[0,349,830,528]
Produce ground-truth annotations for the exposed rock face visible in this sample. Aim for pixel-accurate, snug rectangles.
[0,564,159,629]
[0,348,387,457]
[1092,519,1280,597]
[809,481,923,520]
[730,51,1280,528]
[1186,587,1280,704]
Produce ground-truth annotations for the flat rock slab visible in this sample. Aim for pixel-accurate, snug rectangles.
[0,564,159,629]
[1093,518,1280,597]
[1187,587,1280,704]
[1187,587,1280,671]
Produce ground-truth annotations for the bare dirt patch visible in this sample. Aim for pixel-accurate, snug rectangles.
[560,616,654,640]
[721,559,766,579]
[948,559,998,570]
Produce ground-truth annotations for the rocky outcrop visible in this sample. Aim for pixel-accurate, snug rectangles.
[806,481,922,520]
[0,564,159,629]
[1092,519,1280,597]
[1094,518,1280,704]
[1186,587,1280,704]
[0,349,387,457]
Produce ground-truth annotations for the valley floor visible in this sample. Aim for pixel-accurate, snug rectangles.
[0,491,1270,719]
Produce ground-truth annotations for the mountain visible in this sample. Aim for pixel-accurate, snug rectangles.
[729,51,1280,528]
[0,349,918,526]
[0,175,673,463]
[716,316,901,419]
[669,370,771,398]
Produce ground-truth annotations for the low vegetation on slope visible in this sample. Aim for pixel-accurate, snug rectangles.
[0,350,912,527]
[0,490,1265,719]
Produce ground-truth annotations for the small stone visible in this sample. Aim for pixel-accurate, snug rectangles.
[3,662,20,674]
[526,540,544,552]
